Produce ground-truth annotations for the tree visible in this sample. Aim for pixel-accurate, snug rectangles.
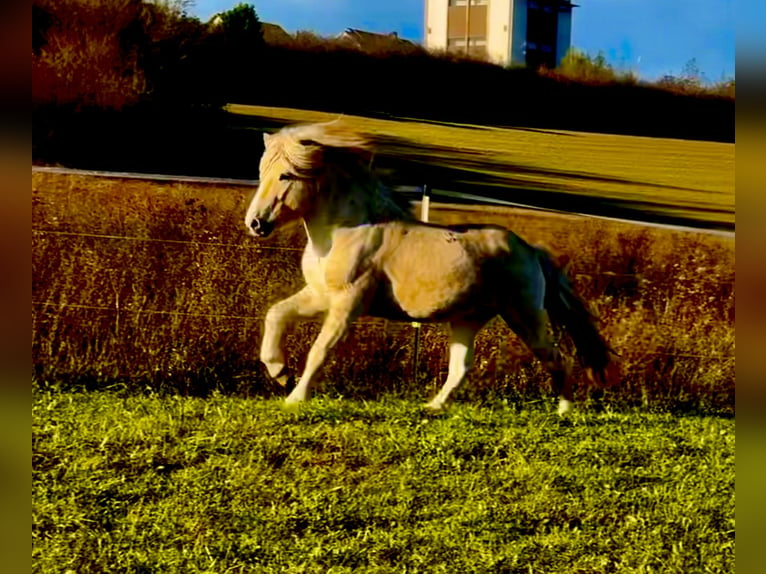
[215,3,264,53]
[557,47,616,83]
[681,58,702,85]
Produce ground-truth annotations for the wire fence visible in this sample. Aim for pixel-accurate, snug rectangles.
[33,165,735,375]
[32,228,306,252]
[32,225,733,362]
[32,165,736,238]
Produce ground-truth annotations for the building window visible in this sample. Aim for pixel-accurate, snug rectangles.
[448,0,488,6]
[447,37,488,48]
[529,1,561,13]
[447,36,488,58]
[526,0,558,67]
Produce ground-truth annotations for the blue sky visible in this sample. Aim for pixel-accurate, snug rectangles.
[189,0,736,83]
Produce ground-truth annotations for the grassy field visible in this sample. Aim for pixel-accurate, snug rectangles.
[33,389,734,573]
[225,104,734,230]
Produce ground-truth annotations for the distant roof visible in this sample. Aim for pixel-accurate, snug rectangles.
[338,27,415,51]
[261,22,292,44]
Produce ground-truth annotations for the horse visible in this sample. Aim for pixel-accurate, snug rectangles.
[244,120,617,415]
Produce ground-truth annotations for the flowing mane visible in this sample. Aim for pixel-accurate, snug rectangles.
[265,121,415,223]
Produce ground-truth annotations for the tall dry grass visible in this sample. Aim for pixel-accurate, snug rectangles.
[32,173,734,414]
[32,0,151,110]
[32,0,237,111]
[539,48,735,99]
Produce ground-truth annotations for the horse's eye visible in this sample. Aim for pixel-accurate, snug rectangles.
[279,173,293,181]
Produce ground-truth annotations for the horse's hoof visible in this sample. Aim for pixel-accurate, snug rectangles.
[275,374,289,388]
[557,399,573,417]
[275,373,295,393]
[284,389,309,406]
[282,399,303,410]
[423,401,446,414]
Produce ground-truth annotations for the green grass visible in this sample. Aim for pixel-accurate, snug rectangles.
[33,389,734,573]
[226,104,734,229]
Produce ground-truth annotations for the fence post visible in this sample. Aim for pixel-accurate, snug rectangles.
[114,288,120,338]
[412,184,431,385]
[420,184,431,223]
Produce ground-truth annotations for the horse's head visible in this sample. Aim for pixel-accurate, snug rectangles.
[244,122,373,238]
[244,131,319,238]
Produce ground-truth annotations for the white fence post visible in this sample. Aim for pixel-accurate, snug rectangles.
[420,183,430,223]
[412,184,430,384]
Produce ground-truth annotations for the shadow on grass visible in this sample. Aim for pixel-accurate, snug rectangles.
[384,136,732,231]
[369,133,704,193]
[384,114,582,137]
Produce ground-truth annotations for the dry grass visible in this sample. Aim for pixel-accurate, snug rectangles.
[32,171,734,414]
[538,49,735,100]
[32,0,151,110]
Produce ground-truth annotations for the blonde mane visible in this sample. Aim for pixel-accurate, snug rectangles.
[268,121,374,172]
[265,121,414,221]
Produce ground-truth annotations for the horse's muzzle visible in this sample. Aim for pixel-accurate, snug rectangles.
[249,217,274,238]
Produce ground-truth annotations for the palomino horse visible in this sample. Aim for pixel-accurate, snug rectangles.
[244,121,616,415]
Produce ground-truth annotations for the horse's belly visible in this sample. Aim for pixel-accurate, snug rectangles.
[366,287,417,322]
[383,242,489,320]
[368,280,480,322]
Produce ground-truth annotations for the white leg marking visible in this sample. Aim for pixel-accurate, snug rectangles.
[425,323,479,412]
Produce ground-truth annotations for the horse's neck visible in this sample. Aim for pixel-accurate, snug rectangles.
[303,219,333,257]
[302,174,402,257]
[301,204,368,257]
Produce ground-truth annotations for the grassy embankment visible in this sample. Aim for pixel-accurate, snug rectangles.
[33,106,734,414]
[33,390,734,573]
[225,104,734,231]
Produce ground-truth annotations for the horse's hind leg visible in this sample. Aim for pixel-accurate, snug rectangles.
[424,321,482,412]
[261,286,325,387]
[501,308,573,416]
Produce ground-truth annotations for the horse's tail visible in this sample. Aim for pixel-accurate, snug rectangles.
[535,245,618,386]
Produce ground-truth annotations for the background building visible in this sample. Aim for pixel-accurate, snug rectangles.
[424,0,577,69]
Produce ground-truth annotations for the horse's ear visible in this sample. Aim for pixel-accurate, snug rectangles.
[263,133,271,145]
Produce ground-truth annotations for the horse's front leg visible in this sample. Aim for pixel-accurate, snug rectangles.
[261,286,326,387]
[284,291,363,404]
